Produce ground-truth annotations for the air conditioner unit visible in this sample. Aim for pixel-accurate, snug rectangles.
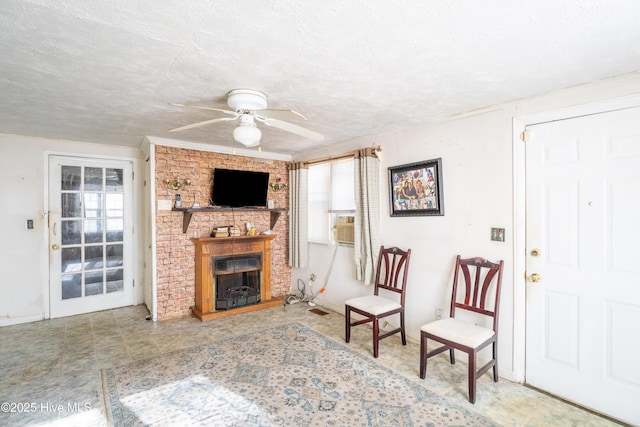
[336,215,355,244]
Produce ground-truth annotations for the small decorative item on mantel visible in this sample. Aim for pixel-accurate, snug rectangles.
[211,227,228,238]
[229,225,241,237]
[246,222,258,236]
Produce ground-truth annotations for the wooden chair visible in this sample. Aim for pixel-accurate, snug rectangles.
[345,246,411,358]
[419,255,504,403]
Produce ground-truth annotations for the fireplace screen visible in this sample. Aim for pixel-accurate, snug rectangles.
[213,254,262,310]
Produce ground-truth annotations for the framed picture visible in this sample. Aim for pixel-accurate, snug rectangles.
[388,158,444,217]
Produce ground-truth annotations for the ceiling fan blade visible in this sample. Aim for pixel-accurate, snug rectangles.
[169,116,237,132]
[170,103,237,116]
[255,109,307,121]
[262,118,325,141]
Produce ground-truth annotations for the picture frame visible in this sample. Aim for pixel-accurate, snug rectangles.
[388,158,444,217]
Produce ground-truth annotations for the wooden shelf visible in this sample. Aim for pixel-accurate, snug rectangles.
[173,207,285,233]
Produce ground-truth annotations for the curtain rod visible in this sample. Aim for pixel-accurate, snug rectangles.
[303,146,382,166]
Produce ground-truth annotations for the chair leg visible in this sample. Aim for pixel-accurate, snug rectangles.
[468,350,476,404]
[492,340,499,382]
[419,332,428,379]
[372,318,379,358]
[345,306,351,343]
[400,312,406,345]
[449,348,455,364]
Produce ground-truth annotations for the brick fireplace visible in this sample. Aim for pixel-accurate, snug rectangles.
[153,145,290,320]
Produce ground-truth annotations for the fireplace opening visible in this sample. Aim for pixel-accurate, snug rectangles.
[213,254,262,310]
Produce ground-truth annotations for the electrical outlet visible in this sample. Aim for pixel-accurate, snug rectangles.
[435,309,443,320]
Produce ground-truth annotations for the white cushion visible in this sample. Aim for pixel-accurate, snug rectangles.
[345,295,401,316]
[420,317,495,348]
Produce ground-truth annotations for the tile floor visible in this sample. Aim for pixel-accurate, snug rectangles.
[0,303,624,426]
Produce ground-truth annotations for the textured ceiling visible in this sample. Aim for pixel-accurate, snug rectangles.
[1,0,640,155]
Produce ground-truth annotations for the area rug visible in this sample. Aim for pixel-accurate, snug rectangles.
[102,322,496,426]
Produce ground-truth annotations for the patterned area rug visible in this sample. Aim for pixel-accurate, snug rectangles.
[102,322,496,426]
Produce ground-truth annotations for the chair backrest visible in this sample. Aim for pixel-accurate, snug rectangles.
[450,255,504,332]
[373,246,412,304]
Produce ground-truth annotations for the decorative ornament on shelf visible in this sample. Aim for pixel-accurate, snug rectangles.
[165,178,191,191]
[246,222,257,236]
[270,177,288,192]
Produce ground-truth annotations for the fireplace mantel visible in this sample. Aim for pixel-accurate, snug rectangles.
[191,234,282,321]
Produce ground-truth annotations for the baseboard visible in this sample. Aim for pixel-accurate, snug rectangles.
[0,313,45,327]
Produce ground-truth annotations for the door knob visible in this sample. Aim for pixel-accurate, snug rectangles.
[531,248,541,257]
[529,273,541,282]
[51,244,60,250]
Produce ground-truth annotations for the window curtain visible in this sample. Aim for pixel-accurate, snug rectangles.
[288,162,309,268]
[354,148,381,284]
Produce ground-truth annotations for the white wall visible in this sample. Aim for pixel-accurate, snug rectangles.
[292,72,640,381]
[2,71,638,372]
[0,134,144,325]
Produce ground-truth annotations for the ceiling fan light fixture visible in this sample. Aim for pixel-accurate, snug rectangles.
[227,89,267,111]
[171,88,324,146]
[233,122,261,147]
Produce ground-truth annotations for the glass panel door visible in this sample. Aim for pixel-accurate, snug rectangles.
[50,156,133,318]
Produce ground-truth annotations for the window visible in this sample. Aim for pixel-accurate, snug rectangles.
[308,158,355,244]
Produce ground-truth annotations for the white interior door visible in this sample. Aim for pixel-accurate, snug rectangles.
[49,155,134,318]
[525,107,640,425]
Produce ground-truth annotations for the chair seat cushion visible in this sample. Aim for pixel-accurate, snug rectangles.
[420,317,495,349]
[345,295,401,316]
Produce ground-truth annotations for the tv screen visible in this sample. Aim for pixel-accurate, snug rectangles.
[211,168,269,208]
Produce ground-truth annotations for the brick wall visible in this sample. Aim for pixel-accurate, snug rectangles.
[154,146,291,319]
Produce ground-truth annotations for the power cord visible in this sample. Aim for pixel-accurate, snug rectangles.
[283,245,338,310]
[283,275,323,308]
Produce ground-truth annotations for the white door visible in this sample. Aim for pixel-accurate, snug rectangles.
[49,156,134,318]
[525,107,640,425]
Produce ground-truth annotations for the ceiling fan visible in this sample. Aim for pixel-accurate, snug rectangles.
[169,89,324,147]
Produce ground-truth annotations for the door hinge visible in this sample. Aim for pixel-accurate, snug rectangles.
[521,130,532,142]
[133,279,135,287]
[132,171,135,180]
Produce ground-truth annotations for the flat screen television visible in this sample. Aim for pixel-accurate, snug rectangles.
[211,168,269,208]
